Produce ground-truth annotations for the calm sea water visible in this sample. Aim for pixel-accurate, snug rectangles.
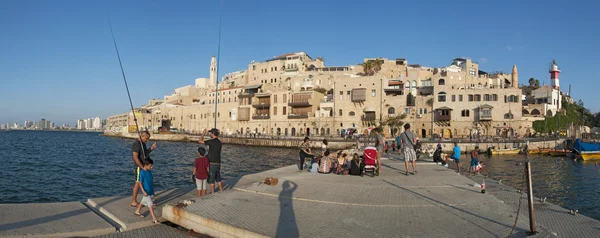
[1,131,599,220]
[453,152,600,220]
[0,130,297,204]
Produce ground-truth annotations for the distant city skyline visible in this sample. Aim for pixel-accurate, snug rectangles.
[1,0,599,125]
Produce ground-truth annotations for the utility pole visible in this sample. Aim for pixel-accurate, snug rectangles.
[333,81,336,137]
[379,77,383,128]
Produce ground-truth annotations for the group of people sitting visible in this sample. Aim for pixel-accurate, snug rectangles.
[306,150,364,175]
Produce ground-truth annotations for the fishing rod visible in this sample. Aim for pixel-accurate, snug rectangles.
[108,17,147,160]
[213,0,223,128]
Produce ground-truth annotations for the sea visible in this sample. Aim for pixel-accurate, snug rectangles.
[0,130,599,220]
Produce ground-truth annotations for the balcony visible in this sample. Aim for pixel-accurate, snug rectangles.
[285,67,299,72]
[238,93,254,98]
[436,114,451,121]
[288,101,311,107]
[320,100,334,110]
[479,114,493,121]
[252,102,270,109]
[478,105,493,121]
[252,115,270,120]
[361,114,377,121]
[255,92,271,97]
[435,106,452,121]
[288,114,309,119]
[384,88,404,96]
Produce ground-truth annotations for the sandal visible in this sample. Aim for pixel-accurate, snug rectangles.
[134,212,144,218]
[151,220,161,224]
[405,172,409,176]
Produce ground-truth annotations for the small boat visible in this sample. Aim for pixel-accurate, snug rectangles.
[527,148,550,155]
[572,139,600,161]
[489,148,521,155]
[547,149,569,157]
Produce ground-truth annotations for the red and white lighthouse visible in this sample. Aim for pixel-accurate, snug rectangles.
[549,59,560,90]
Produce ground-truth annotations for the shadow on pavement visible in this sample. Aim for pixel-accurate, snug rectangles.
[275,181,298,238]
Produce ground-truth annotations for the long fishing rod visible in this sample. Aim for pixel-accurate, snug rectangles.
[108,17,147,160]
[214,0,223,129]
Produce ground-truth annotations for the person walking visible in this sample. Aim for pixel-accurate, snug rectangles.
[400,124,417,176]
[199,128,223,194]
[451,142,462,174]
[131,131,157,207]
[373,129,384,175]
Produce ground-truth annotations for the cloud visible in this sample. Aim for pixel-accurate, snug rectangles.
[479,58,488,64]
[506,45,513,51]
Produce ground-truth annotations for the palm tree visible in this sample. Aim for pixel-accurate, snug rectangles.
[384,114,407,135]
[361,59,384,76]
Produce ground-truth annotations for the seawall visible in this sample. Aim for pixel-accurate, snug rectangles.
[102,132,356,150]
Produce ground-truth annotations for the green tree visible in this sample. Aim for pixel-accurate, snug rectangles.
[361,59,384,76]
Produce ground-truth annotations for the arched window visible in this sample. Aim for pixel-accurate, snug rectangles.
[438,79,445,85]
[504,113,514,119]
[388,107,395,115]
[438,92,447,102]
[339,109,343,116]
[546,110,553,117]
[474,94,481,101]
[522,109,529,115]
[508,95,518,102]
[348,111,356,116]
[412,80,417,88]
[461,109,470,117]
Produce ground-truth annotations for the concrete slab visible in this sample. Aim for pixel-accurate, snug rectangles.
[87,186,196,231]
[0,201,115,238]
[92,224,203,238]
[163,161,598,238]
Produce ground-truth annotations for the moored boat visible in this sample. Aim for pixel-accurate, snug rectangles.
[490,148,521,155]
[572,139,600,161]
[527,148,551,155]
[547,149,569,157]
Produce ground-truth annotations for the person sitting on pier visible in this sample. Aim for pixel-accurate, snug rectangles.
[334,153,349,175]
[349,153,363,176]
[309,157,319,173]
[433,146,446,166]
[318,150,333,174]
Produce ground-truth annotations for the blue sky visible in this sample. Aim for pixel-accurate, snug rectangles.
[1,0,599,125]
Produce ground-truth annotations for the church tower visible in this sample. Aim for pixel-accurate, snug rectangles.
[209,56,217,86]
[511,64,518,88]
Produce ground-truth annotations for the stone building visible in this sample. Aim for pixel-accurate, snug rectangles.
[106,52,534,138]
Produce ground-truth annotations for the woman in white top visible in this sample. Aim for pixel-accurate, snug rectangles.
[321,139,328,157]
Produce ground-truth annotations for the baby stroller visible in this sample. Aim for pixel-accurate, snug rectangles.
[362,146,379,177]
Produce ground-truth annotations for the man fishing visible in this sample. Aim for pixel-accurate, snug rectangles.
[131,131,157,207]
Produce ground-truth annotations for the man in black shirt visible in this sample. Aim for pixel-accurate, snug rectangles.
[131,131,157,207]
[199,128,223,194]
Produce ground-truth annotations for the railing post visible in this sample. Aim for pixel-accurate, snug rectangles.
[526,161,536,234]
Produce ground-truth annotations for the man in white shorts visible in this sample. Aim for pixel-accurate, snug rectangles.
[400,123,417,176]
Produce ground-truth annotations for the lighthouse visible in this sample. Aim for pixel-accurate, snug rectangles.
[549,59,560,90]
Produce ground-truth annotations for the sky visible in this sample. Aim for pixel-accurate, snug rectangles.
[1,0,599,126]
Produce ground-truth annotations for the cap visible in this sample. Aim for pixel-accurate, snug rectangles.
[208,128,220,136]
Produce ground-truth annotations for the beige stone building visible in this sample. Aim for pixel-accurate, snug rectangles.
[106,52,534,138]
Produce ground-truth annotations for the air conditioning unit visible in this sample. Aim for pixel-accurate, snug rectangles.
[416,114,422,118]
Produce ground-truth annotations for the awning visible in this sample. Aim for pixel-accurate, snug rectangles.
[479,104,493,109]
[244,84,262,89]
[435,106,453,110]
[363,106,376,112]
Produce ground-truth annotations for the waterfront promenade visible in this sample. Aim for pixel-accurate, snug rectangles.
[1,159,599,237]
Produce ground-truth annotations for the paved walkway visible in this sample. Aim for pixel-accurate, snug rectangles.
[163,160,600,238]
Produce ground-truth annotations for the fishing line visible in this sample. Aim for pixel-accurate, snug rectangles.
[108,16,147,160]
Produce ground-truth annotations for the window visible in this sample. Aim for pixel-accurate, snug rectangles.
[468,94,474,102]
[275,67,277,71]
[404,108,410,114]
[459,95,463,102]
[274,95,277,103]
[340,91,344,101]
[339,109,343,116]
[372,89,376,97]
[283,106,287,115]
[484,94,490,101]
[508,95,518,102]
[438,92,447,102]
[283,94,287,103]
[461,109,470,117]
[504,113,514,119]
[492,94,498,101]
[424,108,428,114]
[388,107,395,115]
[474,94,481,101]
[253,65,256,70]
[274,106,277,115]
[349,111,355,116]
[452,95,456,102]
[469,68,476,76]
[438,79,445,85]
[419,108,423,114]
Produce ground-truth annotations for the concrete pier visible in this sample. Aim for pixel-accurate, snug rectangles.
[162,160,600,238]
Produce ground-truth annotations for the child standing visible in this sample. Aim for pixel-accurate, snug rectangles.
[134,158,159,224]
[391,141,396,152]
[384,142,389,154]
[193,147,210,197]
